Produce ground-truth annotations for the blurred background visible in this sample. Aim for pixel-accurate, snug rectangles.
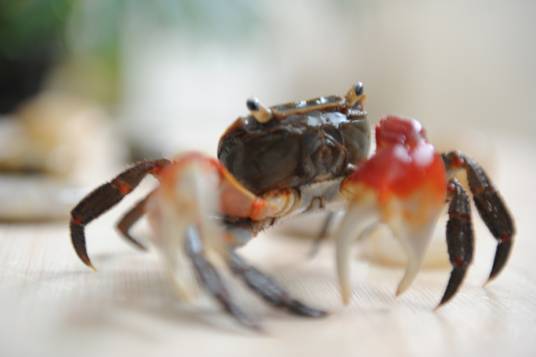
[0,0,534,241]
[1,0,535,191]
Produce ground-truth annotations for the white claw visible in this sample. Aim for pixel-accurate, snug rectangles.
[335,202,378,305]
[395,255,422,296]
[146,160,224,301]
[389,218,438,297]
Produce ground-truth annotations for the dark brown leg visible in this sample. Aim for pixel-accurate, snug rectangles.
[116,191,156,251]
[183,226,259,330]
[442,151,514,282]
[228,250,327,318]
[70,159,170,269]
[438,179,474,307]
[308,212,335,258]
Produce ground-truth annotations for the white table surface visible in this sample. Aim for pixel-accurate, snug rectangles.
[1,138,535,357]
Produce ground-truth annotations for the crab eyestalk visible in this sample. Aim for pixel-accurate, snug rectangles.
[247,97,272,123]
[345,81,366,107]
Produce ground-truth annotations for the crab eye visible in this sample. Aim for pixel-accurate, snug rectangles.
[246,97,260,111]
[354,81,364,96]
[246,97,272,123]
[345,81,366,107]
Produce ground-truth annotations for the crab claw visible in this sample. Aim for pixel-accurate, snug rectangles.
[334,192,379,304]
[147,154,225,300]
[336,116,448,302]
[389,211,439,296]
[145,152,305,328]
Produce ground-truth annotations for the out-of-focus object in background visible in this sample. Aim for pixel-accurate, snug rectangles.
[0,1,125,222]
[0,93,120,183]
[0,0,71,115]
[0,93,123,221]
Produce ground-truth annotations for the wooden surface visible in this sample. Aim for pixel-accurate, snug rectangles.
[1,138,535,357]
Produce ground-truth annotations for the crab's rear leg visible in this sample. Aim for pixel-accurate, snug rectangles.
[442,151,515,282]
[115,190,156,251]
[70,159,170,269]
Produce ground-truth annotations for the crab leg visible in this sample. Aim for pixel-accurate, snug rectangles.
[70,159,170,269]
[442,151,515,282]
[227,245,326,317]
[438,179,474,307]
[115,190,156,251]
[184,226,259,329]
[308,212,337,258]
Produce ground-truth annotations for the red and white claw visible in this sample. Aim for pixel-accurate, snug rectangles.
[335,116,448,303]
[145,153,324,327]
[146,154,226,300]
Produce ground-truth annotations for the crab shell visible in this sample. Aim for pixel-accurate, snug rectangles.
[217,96,371,195]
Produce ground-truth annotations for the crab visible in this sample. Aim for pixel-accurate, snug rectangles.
[70,82,514,328]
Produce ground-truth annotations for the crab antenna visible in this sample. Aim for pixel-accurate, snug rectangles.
[246,97,272,123]
[345,82,366,107]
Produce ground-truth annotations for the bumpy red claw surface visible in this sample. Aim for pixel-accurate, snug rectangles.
[70,82,514,328]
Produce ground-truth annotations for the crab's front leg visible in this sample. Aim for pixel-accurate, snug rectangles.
[147,153,324,327]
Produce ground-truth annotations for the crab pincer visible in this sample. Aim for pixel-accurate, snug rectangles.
[336,117,448,302]
[335,116,514,307]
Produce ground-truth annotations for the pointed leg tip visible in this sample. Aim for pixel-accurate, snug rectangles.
[82,258,97,272]
[484,272,499,286]
[79,255,96,271]
[395,283,409,297]
[434,297,451,311]
[237,316,263,332]
[126,236,148,251]
[340,292,350,305]
[487,239,512,284]
[435,297,450,310]
[438,266,467,307]
[296,306,328,318]
[287,300,328,318]
[313,309,329,318]
[340,286,351,305]
[229,311,262,331]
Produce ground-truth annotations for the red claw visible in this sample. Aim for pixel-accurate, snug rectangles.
[338,116,449,298]
[346,116,447,204]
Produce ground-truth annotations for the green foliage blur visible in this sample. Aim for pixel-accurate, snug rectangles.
[0,0,73,56]
[0,0,262,111]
